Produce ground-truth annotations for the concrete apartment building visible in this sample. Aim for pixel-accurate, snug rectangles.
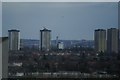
[94,29,106,53]
[107,28,119,53]
[40,28,51,51]
[8,29,20,51]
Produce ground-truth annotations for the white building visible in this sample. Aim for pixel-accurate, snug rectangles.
[57,42,64,50]
[8,29,20,51]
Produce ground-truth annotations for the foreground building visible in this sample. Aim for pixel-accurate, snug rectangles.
[8,29,20,51]
[107,28,119,53]
[0,37,9,78]
[94,29,106,53]
[118,1,120,52]
[40,28,51,51]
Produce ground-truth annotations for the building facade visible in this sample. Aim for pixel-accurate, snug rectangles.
[0,37,9,78]
[94,29,106,53]
[8,29,20,51]
[107,28,119,53]
[57,42,64,50]
[40,28,51,51]
[118,1,120,52]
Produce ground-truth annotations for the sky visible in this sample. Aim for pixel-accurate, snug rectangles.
[1,0,120,2]
[2,2,118,40]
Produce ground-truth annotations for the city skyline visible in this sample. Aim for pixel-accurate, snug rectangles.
[2,2,118,40]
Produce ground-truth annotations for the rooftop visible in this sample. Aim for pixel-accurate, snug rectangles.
[95,29,106,31]
[40,27,51,32]
[8,29,20,32]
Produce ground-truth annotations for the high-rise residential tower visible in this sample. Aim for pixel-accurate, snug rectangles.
[94,29,106,53]
[40,28,51,51]
[107,28,119,53]
[8,29,20,51]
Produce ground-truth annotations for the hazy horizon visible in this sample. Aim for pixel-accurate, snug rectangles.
[20,38,94,41]
[2,2,118,40]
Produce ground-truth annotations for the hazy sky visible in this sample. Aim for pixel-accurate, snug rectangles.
[2,2,118,40]
[1,0,120,2]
